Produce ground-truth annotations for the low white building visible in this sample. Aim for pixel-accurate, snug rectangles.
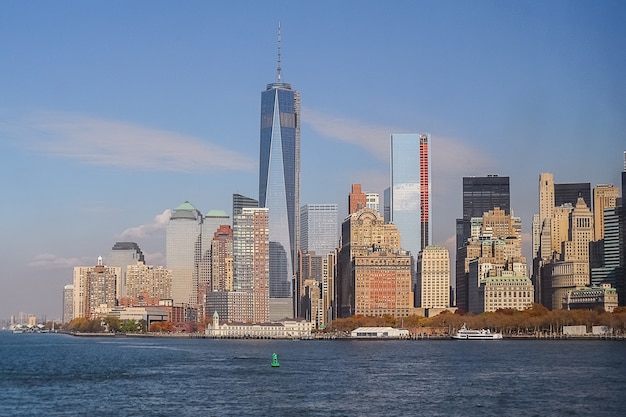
[350,327,409,338]
[205,311,312,339]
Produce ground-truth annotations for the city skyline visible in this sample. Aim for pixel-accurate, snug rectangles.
[1,2,625,319]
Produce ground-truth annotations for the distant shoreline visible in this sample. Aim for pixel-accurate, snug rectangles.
[51,331,626,341]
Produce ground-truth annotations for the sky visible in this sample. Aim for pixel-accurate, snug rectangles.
[1,1,625,321]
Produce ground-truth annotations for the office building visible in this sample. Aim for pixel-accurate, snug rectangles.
[108,242,144,300]
[233,207,270,322]
[62,284,74,324]
[593,184,619,241]
[233,193,258,217]
[479,272,534,313]
[366,193,380,214]
[336,207,413,318]
[455,175,510,311]
[258,25,300,304]
[123,263,172,304]
[540,197,594,309]
[210,225,234,292]
[457,175,510,250]
[349,184,367,214]
[460,208,526,314]
[300,204,338,256]
[554,182,591,208]
[73,257,120,319]
[416,245,450,308]
[563,284,618,312]
[390,133,431,261]
[166,201,203,307]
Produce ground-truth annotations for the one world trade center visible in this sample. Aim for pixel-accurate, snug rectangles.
[259,24,300,308]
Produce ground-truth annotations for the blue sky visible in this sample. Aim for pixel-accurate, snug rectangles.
[1,1,624,321]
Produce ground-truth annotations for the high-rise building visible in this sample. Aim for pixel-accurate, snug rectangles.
[62,284,74,324]
[298,203,338,318]
[389,133,432,261]
[258,25,300,304]
[455,175,510,311]
[591,205,623,291]
[73,257,120,319]
[300,204,338,256]
[123,263,172,303]
[232,194,258,218]
[108,242,144,299]
[593,184,619,241]
[457,175,510,249]
[198,210,231,310]
[211,225,234,292]
[166,201,203,307]
[416,245,450,308]
[539,173,555,228]
[554,182,591,208]
[459,208,526,314]
[366,193,380,214]
[541,197,594,309]
[233,207,270,322]
[336,207,413,318]
[349,184,367,214]
[620,152,626,305]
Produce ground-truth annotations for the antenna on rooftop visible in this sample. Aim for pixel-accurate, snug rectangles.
[277,22,282,82]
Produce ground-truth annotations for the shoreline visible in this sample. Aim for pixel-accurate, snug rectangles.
[52,331,626,341]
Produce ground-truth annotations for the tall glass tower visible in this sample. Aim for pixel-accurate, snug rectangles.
[166,201,203,307]
[259,24,300,300]
[300,204,338,256]
[390,133,431,262]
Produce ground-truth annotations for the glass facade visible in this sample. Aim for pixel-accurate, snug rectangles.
[300,204,338,256]
[108,242,144,299]
[390,133,431,262]
[259,82,300,299]
[554,183,591,208]
[166,201,203,306]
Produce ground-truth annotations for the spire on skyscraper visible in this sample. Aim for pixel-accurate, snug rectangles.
[276,22,282,83]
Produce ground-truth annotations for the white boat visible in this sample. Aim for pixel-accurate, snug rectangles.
[451,324,503,340]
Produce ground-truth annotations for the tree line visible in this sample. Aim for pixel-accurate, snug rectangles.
[326,304,626,336]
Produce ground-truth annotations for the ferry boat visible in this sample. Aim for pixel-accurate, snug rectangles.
[451,324,503,340]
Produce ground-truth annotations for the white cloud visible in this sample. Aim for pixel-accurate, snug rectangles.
[144,251,166,267]
[29,253,92,269]
[303,107,495,180]
[7,111,255,172]
[120,209,171,240]
[304,108,390,160]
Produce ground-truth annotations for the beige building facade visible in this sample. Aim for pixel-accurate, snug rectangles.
[417,245,450,308]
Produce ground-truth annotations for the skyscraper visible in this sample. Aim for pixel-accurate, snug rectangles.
[554,183,591,208]
[166,201,203,307]
[298,204,337,319]
[348,184,367,214]
[336,208,412,318]
[233,207,270,322]
[389,133,431,261]
[62,284,74,324]
[300,204,338,256]
[416,245,450,309]
[108,242,145,300]
[455,175,510,311]
[259,24,300,305]
[73,257,120,319]
[366,193,380,215]
[593,184,619,241]
[232,193,258,218]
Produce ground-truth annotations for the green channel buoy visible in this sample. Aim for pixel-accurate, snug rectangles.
[271,352,280,367]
